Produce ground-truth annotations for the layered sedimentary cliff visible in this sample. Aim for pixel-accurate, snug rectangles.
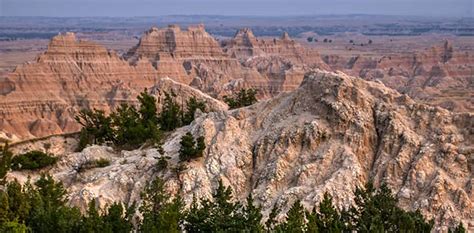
[1,25,472,148]
[0,32,161,140]
[0,30,236,141]
[226,28,328,66]
[0,25,333,141]
[323,41,474,112]
[124,25,264,95]
[8,70,473,231]
[224,28,330,93]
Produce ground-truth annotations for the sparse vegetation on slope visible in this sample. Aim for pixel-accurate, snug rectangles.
[77,158,111,173]
[11,151,58,171]
[179,132,205,162]
[76,90,163,151]
[223,88,258,109]
[0,144,12,183]
[76,90,208,151]
[182,97,207,125]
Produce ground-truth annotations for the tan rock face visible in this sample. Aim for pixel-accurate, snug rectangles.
[125,25,228,62]
[0,32,162,140]
[124,25,265,96]
[0,29,236,141]
[167,70,473,231]
[323,40,474,112]
[226,28,327,66]
[1,25,471,153]
[8,70,472,231]
[150,77,228,113]
[224,28,330,97]
[1,25,334,141]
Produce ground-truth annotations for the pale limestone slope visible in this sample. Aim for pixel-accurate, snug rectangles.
[8,70,472,231]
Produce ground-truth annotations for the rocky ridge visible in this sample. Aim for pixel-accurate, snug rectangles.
[8,70,473,231]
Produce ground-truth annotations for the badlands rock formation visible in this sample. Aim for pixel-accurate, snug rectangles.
[124,25,331,98]
[124,25,263,95]
[225,28,328,66]
[0,29,233,141]
[150,77,228,112]
[323,41,474,112]
[0,32,159,140]
[224,28,329,93]
[8,70,473,231]
[2,25,333,141]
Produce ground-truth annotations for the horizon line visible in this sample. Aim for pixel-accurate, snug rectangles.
[1,14,472,19]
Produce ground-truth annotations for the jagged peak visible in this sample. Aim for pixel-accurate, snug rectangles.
[234,28,256,38]
[167,24,181,32]
[147,26,160,33]
[232,27,258,47]
[299,69,410,106]
[145,24,211,36]
[187,24,206,32]
[443,39,453,49]
[50,32,77,45]
[281,32,291,40]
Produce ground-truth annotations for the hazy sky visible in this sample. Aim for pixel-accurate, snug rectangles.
[1,0,473,17]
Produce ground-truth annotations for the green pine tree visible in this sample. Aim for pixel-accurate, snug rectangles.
[80,199,103,233]
[210,180,244,232]
[182,97,206,125]
[6,180,30,223]
[0,220,28,233]
[184,180,245,232]
[27,174,82,233]
[179,133,205,162]
[137,89,159,125]
[75,109,114,150]
[195,136,206,157]
[102,202,134,233]
[0,144,12,183]
[223,88,258,109]
[449,222,466,233]
[179,133,196,162]
[316,192,342,232]
[111,104,144,148]
[279,200,306,233]
[349,181,433,233]
[305,207,319,233]
[242,193,263,233]
[159,91,182,131]
[350,181,384,232]
[184,196,213,233]
[0,191,10,223]
[265,203,280,232]
[139,177,183,233]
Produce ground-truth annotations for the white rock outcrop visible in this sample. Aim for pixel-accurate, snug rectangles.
[8,70,473,231]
